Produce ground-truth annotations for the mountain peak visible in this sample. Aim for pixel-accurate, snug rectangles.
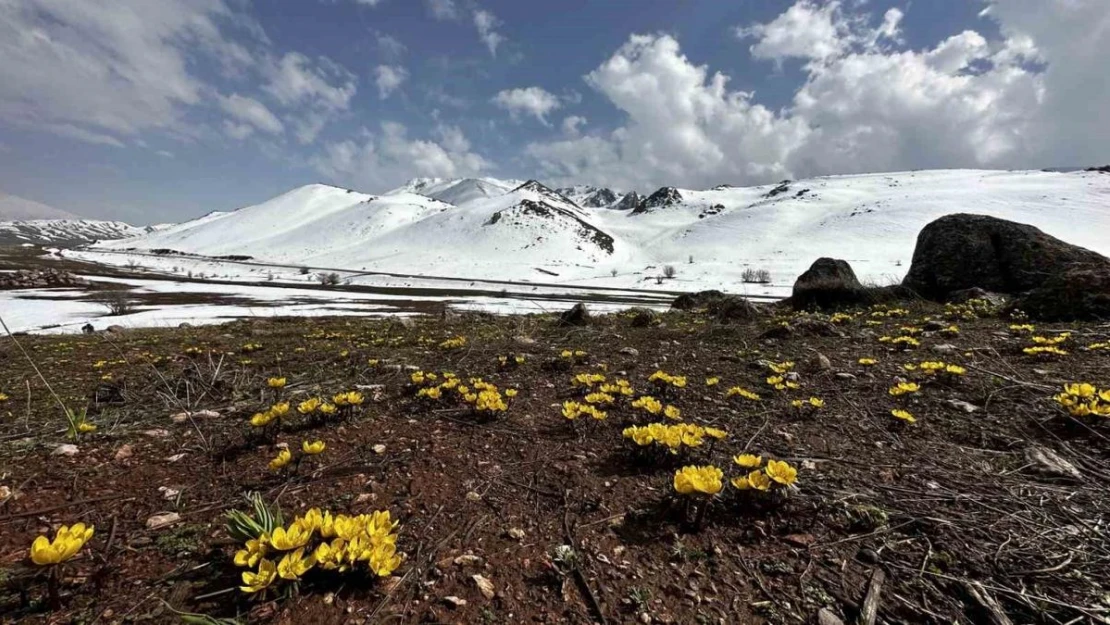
[632,187,683,214]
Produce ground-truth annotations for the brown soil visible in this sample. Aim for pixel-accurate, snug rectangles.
[0,304,1108,624]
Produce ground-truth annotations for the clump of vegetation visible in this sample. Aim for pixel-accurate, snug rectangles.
[741,268,772,284]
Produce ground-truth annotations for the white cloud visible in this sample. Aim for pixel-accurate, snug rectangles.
[355,0,385,5]
[375,32,406,57]
[374,65,409,99]
[473,9,505,57]
[311,121,489,191]
[426,0,458,20]
[0,0,257,145]
[562,115,587,136]
[528,0,1110,191]
[223,121,255,140]
[492,87,561,125]
[218,94,284,135]
[43,123,127,147]
[263,52,356,143]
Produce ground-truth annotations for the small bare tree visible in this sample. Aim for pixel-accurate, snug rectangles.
[662,265,677,279]
[610,269,618,277]
[319,272,341,286]
[99,292,136,316]
[742,268,772,284]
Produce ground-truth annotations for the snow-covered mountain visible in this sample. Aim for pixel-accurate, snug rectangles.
[0,190,78,221]
[89,169,1110,293]
[0,219,153,245]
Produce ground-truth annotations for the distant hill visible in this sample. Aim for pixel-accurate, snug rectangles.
[0,191,78,221]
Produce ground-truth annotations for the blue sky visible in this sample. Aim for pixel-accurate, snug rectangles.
[0,0,1104,224]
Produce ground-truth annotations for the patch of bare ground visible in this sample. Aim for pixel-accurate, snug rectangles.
[0,302,1108,624]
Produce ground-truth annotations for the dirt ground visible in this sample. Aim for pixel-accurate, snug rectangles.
[0,302,1108,624]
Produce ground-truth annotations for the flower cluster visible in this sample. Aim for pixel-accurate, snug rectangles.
[730,457,798,491]
[563,400,606,420]
[891,409,916,423]
[790,397,825,410]
[673,465,723,496]
[30,523,95,566]
[234,508,402,594]
[438,336,467,350]
[1009,324,1036,334]
[888,382,921,397]
[1089,342,1110,351]
[766,375,800,391]
[767,361,795,375]
[599,378,635,396]
[648,370,688,389]
[1053,383,1110,418]
[497,354,526,368]
[939,325,961,337]
[904,360,966,380]
[267,377,287,389]
[630,395,681,419]
[572,373,607,388]
[559,349,588,361]
[858,358,878,366]
[1023,345,1068,358]
[251,402,291,428]
[725,386,761,401]
[623,423,726,452]
[944,298,997,320]
[830,312,856,324]
[415,373,512,415]
[241,342,264,353]
[879,336,920,349]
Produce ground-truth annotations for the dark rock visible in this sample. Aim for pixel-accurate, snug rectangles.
[613,191,641,211]
[817,608,846,625]
[106,325,125,334]
[628,307,658,328]
[758,324,793,340]
[177,322,193,329]
[707,296,760,323]
[789,258,868,310]
[1011,265,1110,321]
[794,317,842,337]
[558,303,591,327]
[800,351,832,373]
[902,213,1110,299]
[671,290,727,311]
[81,323,94,334]
[633,187,683,214]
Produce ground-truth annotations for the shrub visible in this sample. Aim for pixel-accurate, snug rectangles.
[663,265,677,279]
[299,266,310,275]
[320,272,341,286]
[741,268,771,284]
[99,292,136,316]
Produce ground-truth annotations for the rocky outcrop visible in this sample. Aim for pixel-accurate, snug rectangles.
[788,258,868,310]
[671,290,727,311]
[1011,265,1110,321]
[558,302,591,327]
[901,214,1109,299]
[633,187,683,214]
[613,192,641,211]
[0,269,88,290]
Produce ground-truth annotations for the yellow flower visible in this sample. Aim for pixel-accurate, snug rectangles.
[270,523,312,551]
[733,469,771,491]
[726,387,760,401]
[234,537,268,568]
[267,377,287,389]
[302,440,326,455]
[888,382,920,396]
[733,454,762,469]
[705,377,720,386]
[367,542,403,577]
[319,403,337,415]
[270,402,290,418]
[765,460,798,486]
[891,409,916,423]
[631,396,663,414]
[30,523,95,565]
[250,411,275,427]
[297,397,321,414]
[268,448,292,471]
[367,359,380,366]
[673,465,724,496]
[505,388,518,398]
[240,559,277,593]
[704,427,727,440]
[944,364,966,376]
[0,392,8,402]
[858,358,877,366]
[77,422,97,433]
[277,547,316,580]
[663,405,682,420]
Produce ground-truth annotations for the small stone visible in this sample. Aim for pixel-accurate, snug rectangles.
[513,336,536,346]
[507,527,525,540]
[158,486,181,500]
[443,596,467,608]
[146,512,182,530]
[114,444,134,460]
[166,453,186,463]
[639,612,653,624]
[931,344,958,353]
[945,399,979,413]
[472,574,495,600]
[354,493,376,504]
[817,607,845,625]
[53,444,79,456]
[783,533,815,547]
[1025,445,1082,480]
[619,347,640,357]
[171,412,189,424]
[857,548,880,564]
[454,554,483,567]
[0,485,12,502]
[372,444,386,454]
[834,372,856,380]
[465,491,481,502]
[143,429,169,438]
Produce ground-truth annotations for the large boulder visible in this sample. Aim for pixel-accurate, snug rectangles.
[902,214,1110,299]
[558,303,591,327]
[707,296,760,323]
[1011,266,1110,321]
[789,258,868,310]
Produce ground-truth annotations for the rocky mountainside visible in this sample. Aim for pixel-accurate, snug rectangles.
[0,219,152,246]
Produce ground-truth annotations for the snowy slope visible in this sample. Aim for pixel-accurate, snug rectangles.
[90,170,1110,296]
[0,219,149,245]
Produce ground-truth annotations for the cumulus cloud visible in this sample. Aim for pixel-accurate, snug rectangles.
[561,115,587,136]
[527,0,1110,191]
[0,0,257,146]
[311,122,489,191]
[375,32,406,58]
[263,52,357,143]
[426,0,458,20]
[492,87,561,125]
[473,9,505,57]
[218,94,284,135]
[374,65,409,99]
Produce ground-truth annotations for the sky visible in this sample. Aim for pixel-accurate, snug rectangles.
[0,0,1106,225]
